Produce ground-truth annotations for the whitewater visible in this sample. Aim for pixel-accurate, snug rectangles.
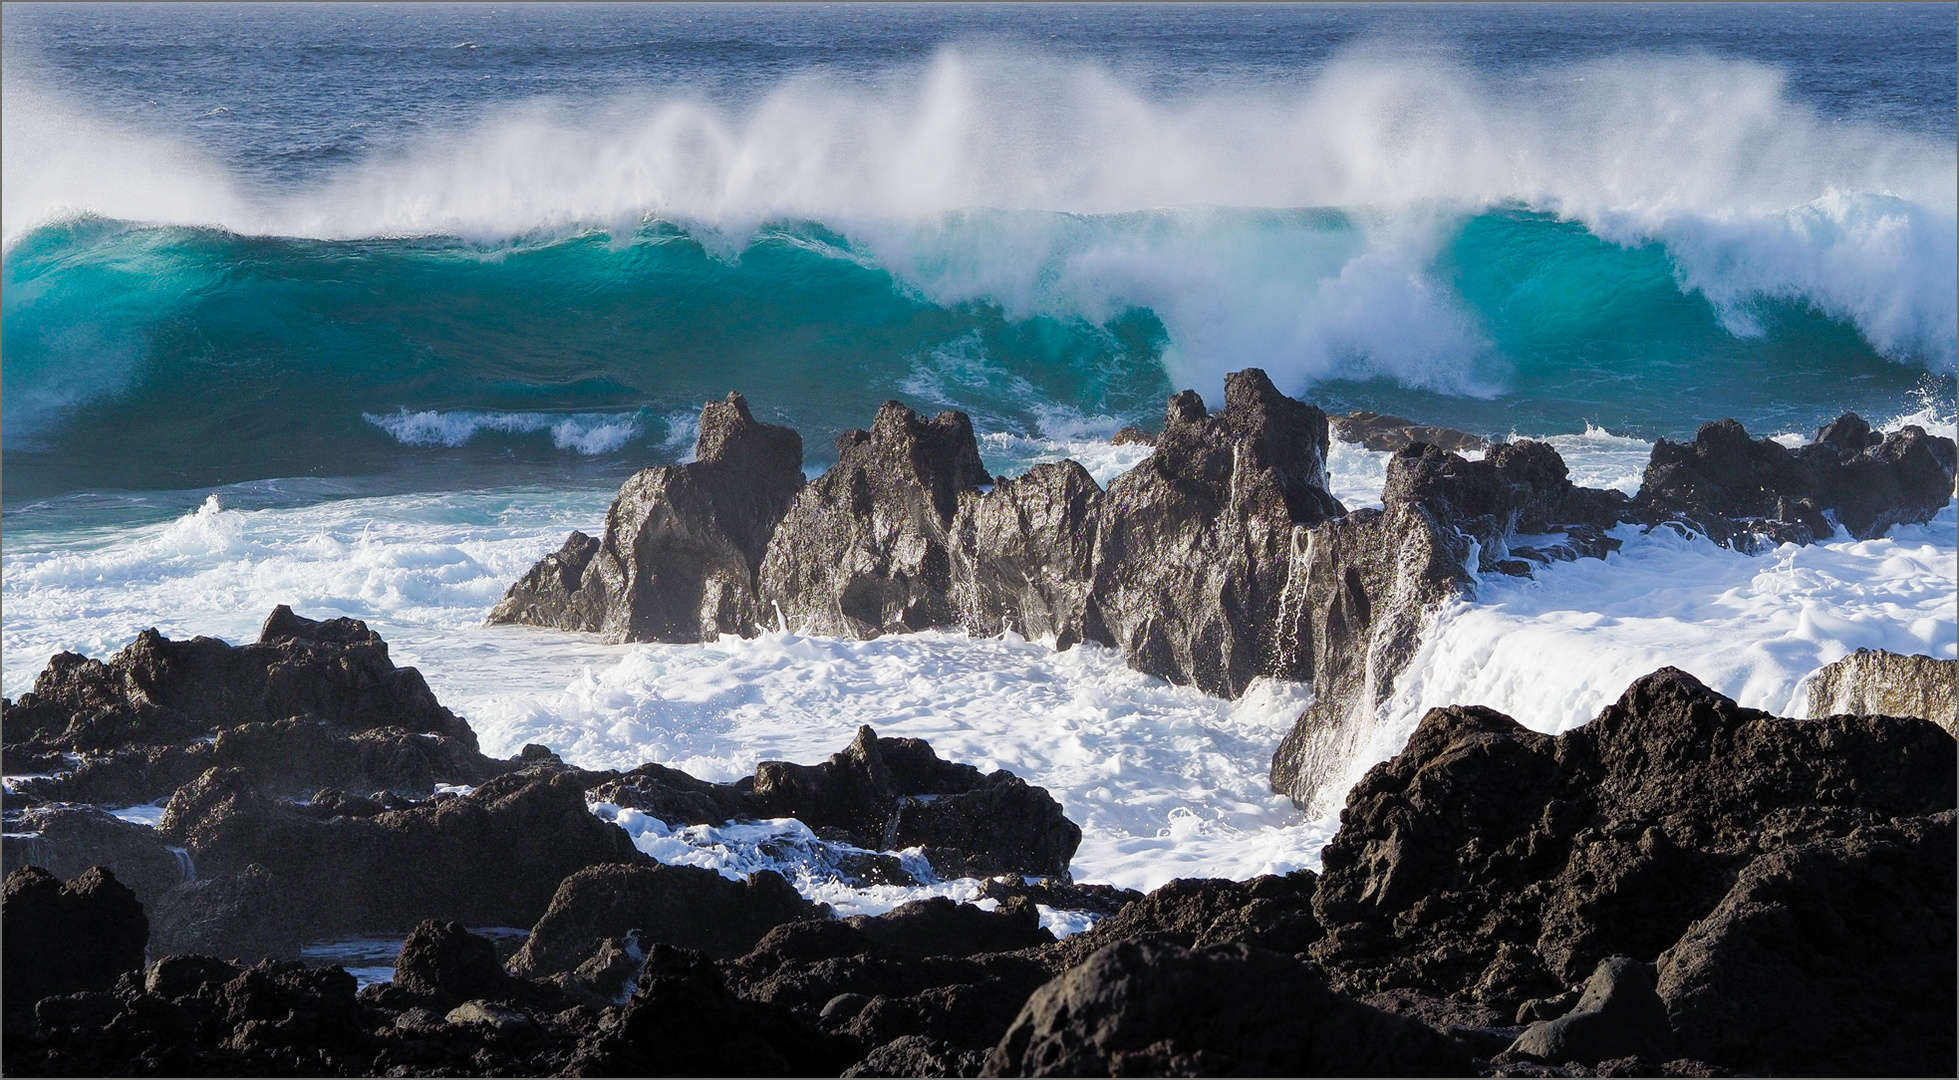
[3,5,1955,927]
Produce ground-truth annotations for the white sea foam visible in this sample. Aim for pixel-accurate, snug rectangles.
[6,49,1953,391]
[363,408,646,455]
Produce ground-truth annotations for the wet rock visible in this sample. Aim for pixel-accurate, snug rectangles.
[394,920,522,1008]
[1635,414,1957,550]
[951,460,1104,647]
[1504,956,1673,1066]
[509,863,817,977]
[1309,668,1955,1014]
[983,939,1472,1077]
[844,896,1054,960]
[1,866,148,1017]
[0,804,190,906]
[1060,870,1322,962]
[155,766,640,944]
[1331,409,1489,454]
[1656,812,1956,1077]
[148,864,304,962]
[488,391,805,643]
[1807,647,1957,733]
[1087,370,1343,697]
[562,943,862,1077]
[586,761,752,825]
[760,401,989,638]
[976,877,1142,918]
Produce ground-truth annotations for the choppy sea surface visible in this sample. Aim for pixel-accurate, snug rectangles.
[4,4,1954,915]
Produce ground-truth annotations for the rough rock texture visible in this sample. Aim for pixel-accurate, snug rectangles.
[509,863,818,975]
[1269,438,1630,812]
[1332,409,1489,454]
[983,939,1473,1077]
[488,391,805,642]
[148,864,305,963]
[2,866,149,1018]
[392,920,524,1008]
[1635,413,1958,550]
[1504,956,1674,1066]
[1309,668,1955,1021]
[1057,871,1322,962]
[0,804,191,906]
[155,765,640,947]
[760,401,989,638]
[1656,812,1955,1077]
[1807,647,1957,732]
[950,460,1104,647]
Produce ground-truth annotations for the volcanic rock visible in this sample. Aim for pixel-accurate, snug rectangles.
[1656,811,1955,1077]
[1504,956,1674,1066]
[1058,870,1322,963]
[509,863,818,976]
[1635,414,1957,550]
[1807,647,1957,732]
[488,391,805,642]
[950,459,1104,647]
[394,919,524,1008]
[759,401,988,638]
[1,866,149,1017]
[0,804,190,907]
[982,938,1473,1077]
[1331,409,1489,454]
[1309,668,1955,1016]
[148,863,304,963]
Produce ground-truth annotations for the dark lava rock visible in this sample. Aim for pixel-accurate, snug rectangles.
[1635,414,1957,550]
[1085,370,1343,697]
[952,459,1105,647]
[1504,956,1674,1066]
[845,1033,989,1078]
[982,939,1473,1077]
[488,391,805,643]
[393,919,522,1008]
[2,866,148,1017]
[148,864,304,963]
[1656,811,1956,1077]
[760,400,989,638]
[1059,870,1322,963]
[508,862,818,976]
[844,896,1055,960]
[1331,409,1489,454]
[563,943,862,1077]
[154,766,640,948]
[0,804,191,906]
[1309,667,1956,1016]
[1807,647,1957,733]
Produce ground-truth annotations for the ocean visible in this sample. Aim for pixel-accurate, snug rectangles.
[4,3,1954,913]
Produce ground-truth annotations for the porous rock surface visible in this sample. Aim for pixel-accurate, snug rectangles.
[1806,647,1957,732]
[2,866,148,1021]
[487,390,805,642]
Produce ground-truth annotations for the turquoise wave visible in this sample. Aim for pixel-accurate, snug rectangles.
[2,210,1944,499]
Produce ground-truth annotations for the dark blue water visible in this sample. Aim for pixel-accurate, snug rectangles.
[4,3,1954,500]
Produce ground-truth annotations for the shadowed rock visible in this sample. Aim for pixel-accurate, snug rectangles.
[392,920,523,1009]
[2,866,149,1019]
[1503,955,1674,1066]
[1309,668,1954,1016]
[982,939,1472,1077]
[1331,409,1489,454]
[508,863,818,976]
[0,805,190,907]
[487,391,805,642]
[1807,647,1957,733]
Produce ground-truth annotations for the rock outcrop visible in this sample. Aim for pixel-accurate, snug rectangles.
[488,390,805,642]
[2,866,149,1021]
[1308,666,1955,1056]
[1331,409,1489,454]
[1635,413,1957,550]
[509,863,818,977]
[1806,647,1957,732]
[984,939,1472,1077]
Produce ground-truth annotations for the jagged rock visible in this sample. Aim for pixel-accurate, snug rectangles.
[148,864,304,962]
[844,897,1055,960]
[562,943,862,1077]
[845,1034,988,1078]
[1058,871,1321,964]
[1087,371,1343,697]
[1635,414,1957,550]
[0,804,190,906]
[760,401,989,638]
[1504,956,1674,1066]
[1309,668,1954,1017]
[951,460,1104,646]
[1332,409,1489,454]
[976,878,1142,918]
[982,939,1473,1077]
[1,866,149,1017]
[393,920,522,1007]
[1656,812,1956,1077]
[154,766,639,943]
[1807,648,1957,732]
[508,863,817,976]
[489,391,805,642]
[587,761,753,825]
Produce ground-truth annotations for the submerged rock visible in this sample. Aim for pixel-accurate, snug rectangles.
[983,939,1472,1077]
[1309,668,1955,1021]
[1807,647,1957,733]
[488,391,805,642]
[1635,413,1957,550]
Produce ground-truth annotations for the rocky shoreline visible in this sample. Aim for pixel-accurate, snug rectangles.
[4,379,1953,1077]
